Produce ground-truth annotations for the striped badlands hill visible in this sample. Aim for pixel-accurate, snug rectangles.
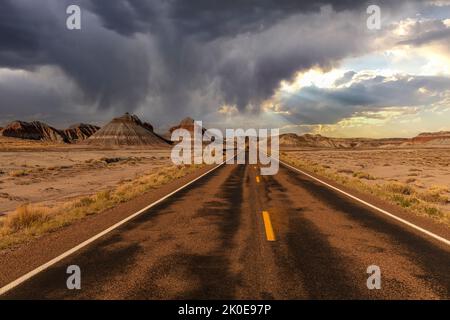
[84,113,169,147]
[0,121,99,143]
[63,123,100,142]
[411,131,450,145]
[279,133,407,149]
[169,117,207,135]
[1,120,68,142]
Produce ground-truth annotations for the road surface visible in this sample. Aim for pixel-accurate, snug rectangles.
[2,162,450,299]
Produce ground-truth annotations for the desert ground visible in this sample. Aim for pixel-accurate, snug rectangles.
[281,147,450,224]
[0,137,172,216]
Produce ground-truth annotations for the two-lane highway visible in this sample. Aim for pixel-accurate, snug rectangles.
[2,161,450,299]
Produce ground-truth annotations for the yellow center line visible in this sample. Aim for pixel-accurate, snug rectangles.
[256,176,260,183]
[262,211,276,241]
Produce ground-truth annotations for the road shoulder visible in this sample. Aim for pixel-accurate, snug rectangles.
[0,164,216,288]
[280,161,450,247]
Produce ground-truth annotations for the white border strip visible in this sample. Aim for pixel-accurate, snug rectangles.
[280,160,450,247]
[0,161,226,296]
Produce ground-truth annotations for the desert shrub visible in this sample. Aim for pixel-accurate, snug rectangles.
[353,171,376,180]
[337,169,354,174]
[390,194,416,208]
[384,183,414,195]
[4,205,49,232]
[422,206,443,217]
[418,187,449,204]
[74,197,95,208]
[96,190,111,201]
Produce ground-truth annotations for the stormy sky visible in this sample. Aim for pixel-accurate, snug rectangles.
[0,0,449,137]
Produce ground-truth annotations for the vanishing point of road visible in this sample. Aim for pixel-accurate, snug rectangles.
[2,161,450,299]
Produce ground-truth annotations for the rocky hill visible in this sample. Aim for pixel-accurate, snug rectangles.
[84,113,169,147]
[0,120,99,143]
[169,117,207,135]
[1,121,67,142]
[411,131,450,145]
[63,123,100,142]
[279,133,408,149]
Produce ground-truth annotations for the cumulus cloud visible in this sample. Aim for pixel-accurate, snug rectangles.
[397,18,450,46]
[274,72,450,124]
[334,71,357,87]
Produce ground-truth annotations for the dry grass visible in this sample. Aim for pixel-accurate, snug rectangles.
[417,186,449,204]
[2,205,50,232]
[353,171,376,180]
[0,136,59,150]
[281,153,450,225]
[0,164,203,249]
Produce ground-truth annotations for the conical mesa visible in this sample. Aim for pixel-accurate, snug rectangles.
[85,113,169,147]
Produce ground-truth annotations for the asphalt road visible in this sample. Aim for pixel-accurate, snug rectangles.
[2,162,450,299]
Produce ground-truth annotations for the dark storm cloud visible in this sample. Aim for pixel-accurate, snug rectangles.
[88,0,356,37]
[0,0,151,114]
[0,0,426,127]
[82,0,382,120]
[278,74,450,124]
[0,72,65,121]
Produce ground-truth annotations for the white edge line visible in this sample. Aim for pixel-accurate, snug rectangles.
[3,156,448,295]
[279,160,450,247]
[0,160,227,296]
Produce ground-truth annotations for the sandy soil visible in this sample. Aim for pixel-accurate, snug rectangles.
[0,142,172,214]
[282,148,450,214]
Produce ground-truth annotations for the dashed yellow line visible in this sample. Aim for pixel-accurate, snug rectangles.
[262,211,276,241]
[256,176,260,183]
